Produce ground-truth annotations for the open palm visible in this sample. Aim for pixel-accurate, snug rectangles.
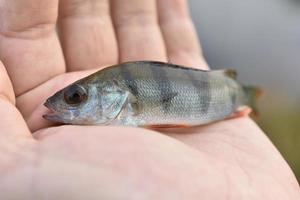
[0,0,299,199]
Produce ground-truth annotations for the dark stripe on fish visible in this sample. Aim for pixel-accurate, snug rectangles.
[132,61,208,72]
[120,64,139,96]
[186,70,211,114]
[231,90,237,111]
[150,64,177,113]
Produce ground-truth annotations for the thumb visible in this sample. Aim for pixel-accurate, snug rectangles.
[0,60,32,139]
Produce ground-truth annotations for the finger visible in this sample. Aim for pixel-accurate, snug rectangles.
[0,61,32,140]
[112,0,167,62]
[0,0,65,96]
[157,0,208,69]
[58,0,118,71]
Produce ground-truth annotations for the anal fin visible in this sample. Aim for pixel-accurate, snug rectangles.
[145,124,190,129]
[225,107,252,120]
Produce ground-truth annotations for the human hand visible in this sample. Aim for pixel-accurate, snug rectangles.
[0,0,299,199]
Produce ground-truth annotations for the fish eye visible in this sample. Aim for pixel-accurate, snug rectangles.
[64,84,88,105]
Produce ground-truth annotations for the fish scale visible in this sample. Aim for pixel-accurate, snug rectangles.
[112,62,244,126]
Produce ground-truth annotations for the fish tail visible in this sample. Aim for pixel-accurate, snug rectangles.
[242,86,263,116]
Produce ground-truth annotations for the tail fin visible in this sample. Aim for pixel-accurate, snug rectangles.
[242,86,263,116]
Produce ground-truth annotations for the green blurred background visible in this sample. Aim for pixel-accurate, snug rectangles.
[189,0,300,181]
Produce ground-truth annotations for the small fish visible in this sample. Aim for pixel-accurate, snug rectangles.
[43,61,261,128]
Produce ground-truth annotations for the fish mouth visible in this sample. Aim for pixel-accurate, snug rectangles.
[42,112,63,122]
[43,99,64,122]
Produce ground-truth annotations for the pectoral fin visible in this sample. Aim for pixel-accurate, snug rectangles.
[102,80,130,120]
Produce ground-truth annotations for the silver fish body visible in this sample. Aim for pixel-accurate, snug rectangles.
[44,61,257,127]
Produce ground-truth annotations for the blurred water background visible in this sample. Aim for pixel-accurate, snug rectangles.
[189,0,300,181]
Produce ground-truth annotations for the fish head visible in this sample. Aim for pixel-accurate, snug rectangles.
[43,79,129,125]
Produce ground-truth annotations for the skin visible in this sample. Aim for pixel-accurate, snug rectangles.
[0,0,299,199]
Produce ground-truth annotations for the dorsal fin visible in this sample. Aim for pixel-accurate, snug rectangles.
[213,69,237,79]
[224,69,237,79]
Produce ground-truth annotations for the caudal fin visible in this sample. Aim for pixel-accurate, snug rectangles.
[242,86,263,116]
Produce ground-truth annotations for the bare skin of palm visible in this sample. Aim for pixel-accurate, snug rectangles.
[0,0,299,199]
